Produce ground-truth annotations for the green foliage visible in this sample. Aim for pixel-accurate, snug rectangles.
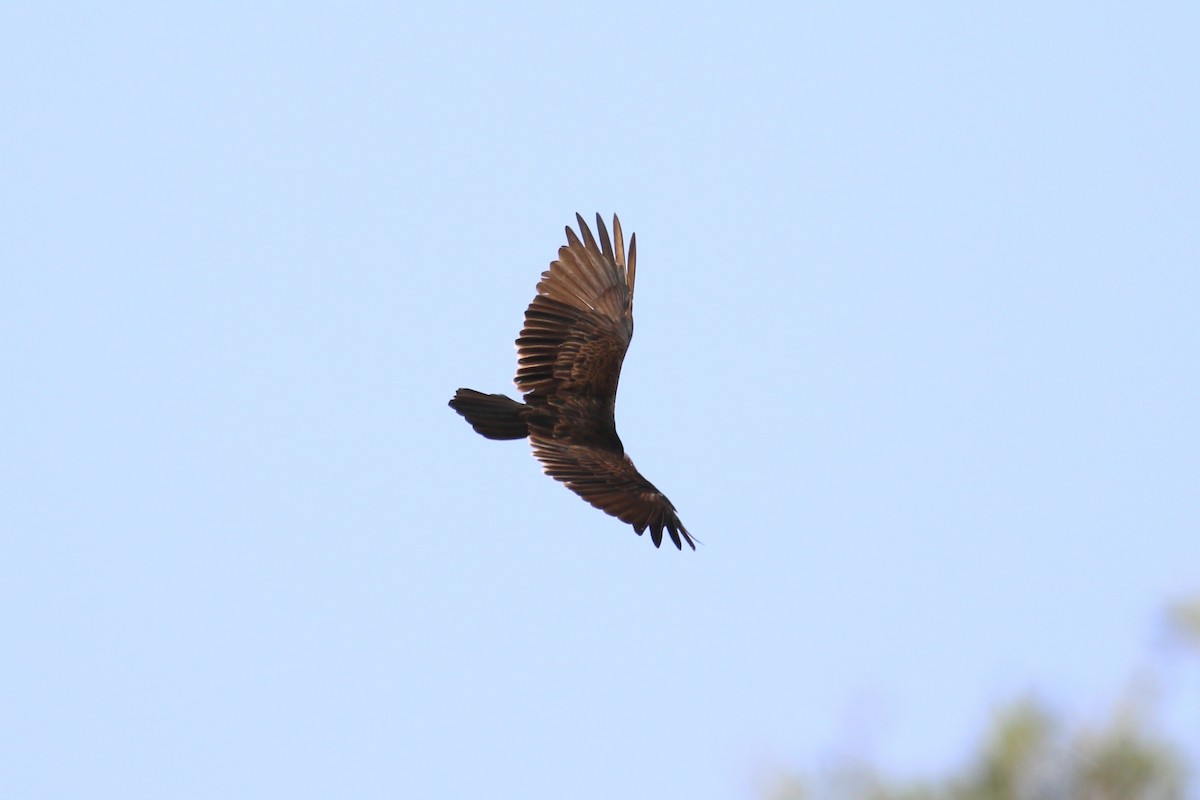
[763,599,1198,800]
[765,697,1185,800]
[1167,599,1200,650]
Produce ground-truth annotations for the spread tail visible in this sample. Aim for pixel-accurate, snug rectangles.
[448,389,529,440]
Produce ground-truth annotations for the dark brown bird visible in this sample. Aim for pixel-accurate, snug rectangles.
[449,213,694,550]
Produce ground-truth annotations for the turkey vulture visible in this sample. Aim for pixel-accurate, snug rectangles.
[449,213,694,550]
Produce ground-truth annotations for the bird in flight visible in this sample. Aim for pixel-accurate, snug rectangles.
[449,213,694,550]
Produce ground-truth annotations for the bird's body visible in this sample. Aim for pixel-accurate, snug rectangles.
[449,213,693,550]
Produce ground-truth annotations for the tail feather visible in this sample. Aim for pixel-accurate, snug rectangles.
[448,389,529,440]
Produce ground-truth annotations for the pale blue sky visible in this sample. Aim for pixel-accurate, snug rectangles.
[2,2,1197,798]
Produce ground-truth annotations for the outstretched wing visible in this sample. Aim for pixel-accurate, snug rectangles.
[530,437,695,550]
[515,213,636,405]
[514,213,693,550]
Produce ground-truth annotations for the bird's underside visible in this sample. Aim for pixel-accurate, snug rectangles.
[449,213,693,550]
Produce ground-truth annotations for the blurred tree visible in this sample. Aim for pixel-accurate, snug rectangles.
[761,599,1198,800]
[762,696,1185,800]
[1167,599,1200,650]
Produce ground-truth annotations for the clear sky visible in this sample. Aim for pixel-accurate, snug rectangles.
[2,2,1197,798]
